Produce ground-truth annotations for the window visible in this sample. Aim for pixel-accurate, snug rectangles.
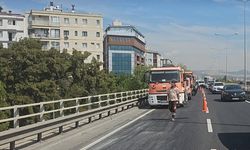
[75,18,78,24]
[96,32,100,37]
[82,19,87,25]
[64,18,69,24]
[82,43,87,48]
[112,53,132,75]
[97,55,100,60]
[64,30,69,37]
[0,31,2,37]
[50,29,60,38]
[64,42,69,48]
[75,42,77,45]
[96,20,100,25]
[96,43,100,48]
[51,41,60,49]
[75,31,78,36]
[8,20,16,25]
[150,71,180,83]
[91,43,95,46]
[0,19,2,26]
[51,16,60,24]
[82,31,88,37]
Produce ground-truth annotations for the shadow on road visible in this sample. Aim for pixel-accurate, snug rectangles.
[218,132,250,150]
[137,98,168,109]
[214,99,245,103]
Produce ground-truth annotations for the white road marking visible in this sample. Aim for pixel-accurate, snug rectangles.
[245,100,250,104]
[211,149,217,150]
[80,109,155,150]
[207,119,213,133]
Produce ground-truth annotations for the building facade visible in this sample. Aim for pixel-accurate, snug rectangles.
[26,3,103,63]
[0,10,27,48]
[104,21,146,74]
[145,51,161,67]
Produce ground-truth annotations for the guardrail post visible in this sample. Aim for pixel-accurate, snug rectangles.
[75,121,79,128]
[99,113,102,119]
[13,106,19,128]
[59,126,63,134]
[10,141,15,150]
[37,133,42,142]
[60,101,64,117]
[76,98,79,114]
[40,103,44,122]
[97,96,101,108]
[88,116,92,123]
[88,96,91,110]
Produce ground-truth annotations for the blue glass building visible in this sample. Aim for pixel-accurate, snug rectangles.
[104,21,146,75]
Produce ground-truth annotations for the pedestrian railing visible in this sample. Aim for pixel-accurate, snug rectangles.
[0,89,148,150]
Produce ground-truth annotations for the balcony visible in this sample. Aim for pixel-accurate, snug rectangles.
[30,33,49,39]
[30,20,49,26]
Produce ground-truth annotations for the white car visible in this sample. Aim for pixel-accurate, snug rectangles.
[212,82,224,94]
[197,80,206,87]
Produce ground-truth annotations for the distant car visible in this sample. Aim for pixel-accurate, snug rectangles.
[208,81,215,91]
[221,84,246,101]
[206,80,214,89]
[197,80,206,88]
[212,82,224,94]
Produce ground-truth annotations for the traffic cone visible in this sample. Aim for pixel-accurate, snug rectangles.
[202,97,208,112]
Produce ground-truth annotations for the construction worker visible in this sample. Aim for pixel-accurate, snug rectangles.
[169,80,180,121]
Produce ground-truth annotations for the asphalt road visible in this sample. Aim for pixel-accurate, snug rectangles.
[87,90,250,150]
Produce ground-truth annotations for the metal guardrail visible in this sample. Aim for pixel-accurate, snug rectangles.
[0,89,148,150]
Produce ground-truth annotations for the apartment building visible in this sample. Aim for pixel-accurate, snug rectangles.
[0,9,27,48]
[145,51,161,67]
[104,20,146,75]
[26,3,103,63]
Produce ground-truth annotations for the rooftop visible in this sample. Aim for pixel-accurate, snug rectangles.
[105,25,144,38]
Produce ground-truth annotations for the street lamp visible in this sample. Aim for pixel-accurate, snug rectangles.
[238,0,250,90]
[214,33,238,82]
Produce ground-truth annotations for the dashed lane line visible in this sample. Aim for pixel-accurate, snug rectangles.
[80,109,155,150]
[207,119,213,133]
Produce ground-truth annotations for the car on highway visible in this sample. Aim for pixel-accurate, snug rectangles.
[206,80,214,89]
[221,84,246,101]
[196,80,206,88]
[211,82,224,94]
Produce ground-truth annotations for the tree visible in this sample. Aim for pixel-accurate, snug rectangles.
[0,81,9,131]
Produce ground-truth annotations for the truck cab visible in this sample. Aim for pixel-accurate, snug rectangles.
[147,66,186,106]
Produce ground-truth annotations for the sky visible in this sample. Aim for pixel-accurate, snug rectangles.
[1,0,250,72]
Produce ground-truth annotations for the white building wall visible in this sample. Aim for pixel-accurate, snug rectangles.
[145,52,154,66]
[0,13,27,48]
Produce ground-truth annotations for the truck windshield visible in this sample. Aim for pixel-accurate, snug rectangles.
[150,71,180,83]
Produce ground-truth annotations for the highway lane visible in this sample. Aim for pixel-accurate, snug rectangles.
[88,91,212,150]
[205,90,250,150]
[88,90,250,150]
